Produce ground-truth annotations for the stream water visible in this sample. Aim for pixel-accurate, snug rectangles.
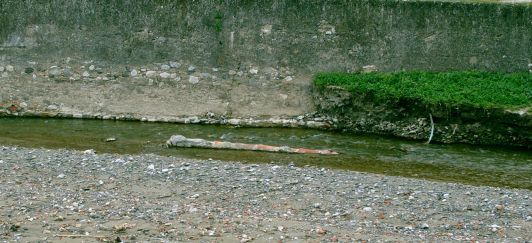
[0,117,530,189]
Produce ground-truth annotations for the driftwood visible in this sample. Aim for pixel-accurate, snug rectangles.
[166,135,338,155]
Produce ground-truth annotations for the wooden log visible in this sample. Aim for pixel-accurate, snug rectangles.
[166,135,338,155]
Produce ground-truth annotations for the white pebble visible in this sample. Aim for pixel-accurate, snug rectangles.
[83,149,95,155]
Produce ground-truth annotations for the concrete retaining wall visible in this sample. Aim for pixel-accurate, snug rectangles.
[1,0,530,120]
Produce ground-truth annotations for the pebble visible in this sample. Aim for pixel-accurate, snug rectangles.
[0,144,530,242]
[89,65,95,71]
[57,174,65,179]
[82,71,90,77]
[187,65,196,72]
[0,66,4,72]
[284,76,293,81]
[6,65,14,72]
[83,149,95,155]
[130,69,138,77]
[160,64,170,70]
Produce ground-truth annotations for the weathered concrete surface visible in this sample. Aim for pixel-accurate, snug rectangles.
[0,0,530,123]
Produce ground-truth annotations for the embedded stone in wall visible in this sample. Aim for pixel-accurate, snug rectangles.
[169,62,180,68]
[189,75,199,84]
[145,71,157,77]
[159,72,171,79]
[362,65,378,73]
[48,66,61,77]
[261,24,272,35]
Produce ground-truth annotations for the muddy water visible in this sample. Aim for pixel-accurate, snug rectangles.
[0,117,530,189]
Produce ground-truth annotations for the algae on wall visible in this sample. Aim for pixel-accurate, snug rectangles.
[0,0,530,71]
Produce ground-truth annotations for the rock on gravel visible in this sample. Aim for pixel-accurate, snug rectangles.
[0,146,530,242]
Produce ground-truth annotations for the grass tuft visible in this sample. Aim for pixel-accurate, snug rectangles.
[314,71,531,109]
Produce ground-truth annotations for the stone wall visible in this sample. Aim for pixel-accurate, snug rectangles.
[1,0,530,121]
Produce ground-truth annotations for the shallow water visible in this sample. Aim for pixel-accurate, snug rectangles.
[0,117,530,189]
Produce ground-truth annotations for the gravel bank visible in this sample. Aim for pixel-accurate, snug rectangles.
[0,146,530,242]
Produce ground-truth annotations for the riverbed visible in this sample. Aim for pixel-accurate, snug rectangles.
[0,146,530,242]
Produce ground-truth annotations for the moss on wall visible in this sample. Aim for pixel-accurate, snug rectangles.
[0,0,530,70]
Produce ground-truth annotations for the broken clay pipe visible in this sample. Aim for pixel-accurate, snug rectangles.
[166,135,338,155]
